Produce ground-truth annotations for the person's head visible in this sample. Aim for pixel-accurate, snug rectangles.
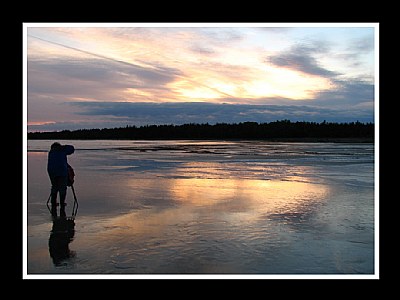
[51,142,62,151]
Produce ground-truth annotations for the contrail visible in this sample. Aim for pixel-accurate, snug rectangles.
[28,34,235,99]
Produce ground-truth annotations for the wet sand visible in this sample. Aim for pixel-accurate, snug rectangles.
[25,140,376,277]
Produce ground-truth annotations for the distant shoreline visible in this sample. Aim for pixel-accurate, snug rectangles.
[27,121,374,143]
[27,137,374,143]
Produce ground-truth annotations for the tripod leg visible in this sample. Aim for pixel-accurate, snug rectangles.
[46,193,51,208]
[71,185,79,217]
[47,193,57,217]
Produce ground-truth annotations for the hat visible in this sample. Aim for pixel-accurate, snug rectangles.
[51,142,62,150]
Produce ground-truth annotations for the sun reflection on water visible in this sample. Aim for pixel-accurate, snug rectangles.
[169,177,329,215]
[94,169,330,242]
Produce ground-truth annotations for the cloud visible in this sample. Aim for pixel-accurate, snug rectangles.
[32,57,181,87]
[348,35,374,54]
[335,35,375,70]
[268,44,340,78]
[198,28,244,44]
[313,79,374,106]
[190,44,217,55]
[64,102,373,128]
[28,56,182,101]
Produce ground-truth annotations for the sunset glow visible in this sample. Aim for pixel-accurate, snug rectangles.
[25,23,377,131]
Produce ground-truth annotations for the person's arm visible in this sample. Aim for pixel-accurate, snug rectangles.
[63,145,75,155]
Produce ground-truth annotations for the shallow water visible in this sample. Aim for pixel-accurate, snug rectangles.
[26,140,375,276]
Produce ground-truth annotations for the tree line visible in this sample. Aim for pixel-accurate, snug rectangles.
[27,120,374,141]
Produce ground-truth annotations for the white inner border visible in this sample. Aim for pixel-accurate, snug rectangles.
[22,22,380,280]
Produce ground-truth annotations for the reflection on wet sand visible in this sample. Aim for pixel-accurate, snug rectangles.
[27,140,373,274]
[170,178,328,209]
[48,217,76,267]
[67,175,330,274]
[92,176,329,244]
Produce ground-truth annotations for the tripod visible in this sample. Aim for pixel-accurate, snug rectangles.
[46,184,79,218]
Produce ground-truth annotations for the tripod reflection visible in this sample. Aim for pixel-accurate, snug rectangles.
[47,185,79,267]
[48,216,76,266]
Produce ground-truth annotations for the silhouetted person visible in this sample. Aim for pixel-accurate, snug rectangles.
[49,216,76,266]
[47,142,75,215]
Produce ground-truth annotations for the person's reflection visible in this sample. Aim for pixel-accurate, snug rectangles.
[48,208,76,267]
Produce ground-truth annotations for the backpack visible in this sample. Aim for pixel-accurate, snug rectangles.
[67,164,75,187]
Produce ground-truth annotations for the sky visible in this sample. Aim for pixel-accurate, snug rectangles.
[25,23,378,132]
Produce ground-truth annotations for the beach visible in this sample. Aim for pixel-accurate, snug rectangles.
[26,140,375,277]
